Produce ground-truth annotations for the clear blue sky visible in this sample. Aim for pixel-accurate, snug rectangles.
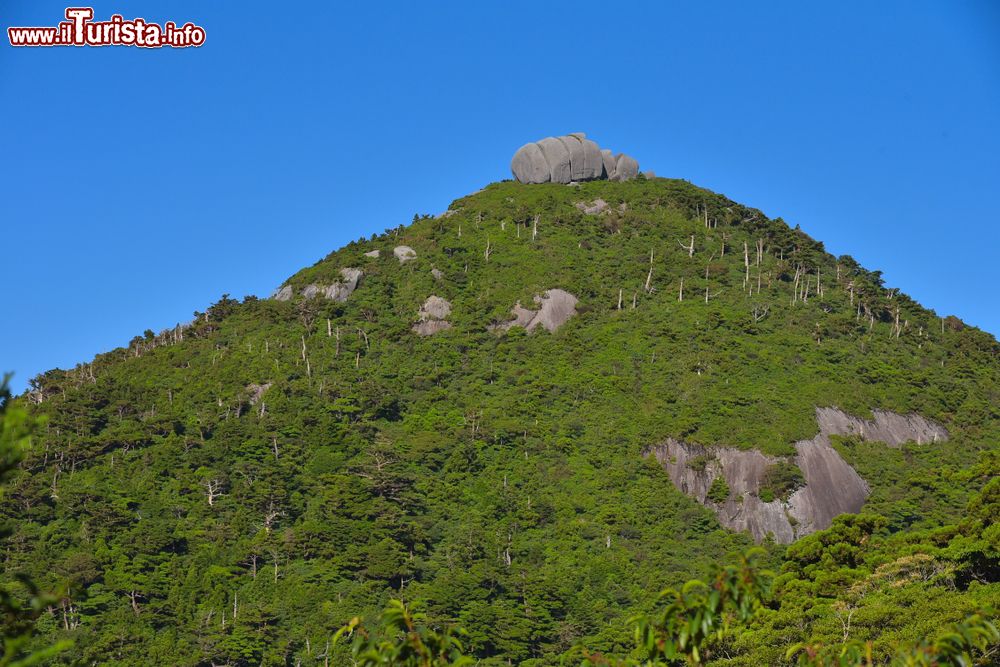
[3,1,998,393]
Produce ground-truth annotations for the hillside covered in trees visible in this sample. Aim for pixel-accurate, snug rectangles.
[3,176,999,665]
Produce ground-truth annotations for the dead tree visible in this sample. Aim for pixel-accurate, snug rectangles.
[644,248,654,293]
[743,241,750,290]
[751,304,770,322]
[678,235,695,258]
[205,479,223,506]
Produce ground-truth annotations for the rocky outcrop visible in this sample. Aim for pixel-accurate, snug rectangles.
[394,246,417,263]
[246,382,271,406]
[511,133,639,184]
[273,268,363,302]
[647,407,948,543]
[814,407,947,446]
[491,289,579,333]
[412,296,452,336]
[576,199,609,215]
[364,249,380,258]
[325,268,363,302]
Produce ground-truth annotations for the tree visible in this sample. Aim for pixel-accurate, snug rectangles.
[0,374,72,666]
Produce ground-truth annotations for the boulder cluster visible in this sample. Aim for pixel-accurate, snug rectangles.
[511,133,638,184]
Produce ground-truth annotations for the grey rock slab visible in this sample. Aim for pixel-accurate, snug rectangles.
[537,137,572,184]
[527,289,578,333]
[325,267,363,302]
[614,153,639,181]
[648,406,948,544]
[419,295,452,321]
[601,149,616,180]
[576,198,609,215]
[557,135,589,182]
[364,249,380,258]
[581,139,604,180]
[510,142,550,184]
[393,246,417,263]
[273,285,293,301]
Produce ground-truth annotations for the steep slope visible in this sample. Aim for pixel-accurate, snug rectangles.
[5,177,999,666]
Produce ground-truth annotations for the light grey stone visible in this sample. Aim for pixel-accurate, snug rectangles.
[302,284,323,299]
[493,289,579,333]
[273,285,293,301]
[614,153,639,181]
[393,246,417,263]
[511,134,639,184]
[510,142,550,184]
[575,198,608,215]
[325,268,363,302]
[419,295,452,320]
[557,135,588,182]
[647,406,948,544]
[413,295,453,336]
[581,139,604,180]
[529,289,579,332]
[431,268,444,280]
[601,149,616,180]
[364,249,380,258]
[537,137,572,184]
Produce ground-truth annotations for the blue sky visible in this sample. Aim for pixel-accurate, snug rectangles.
[2,1,998,393]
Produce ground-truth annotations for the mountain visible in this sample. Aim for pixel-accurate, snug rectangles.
[4,175,1000,666]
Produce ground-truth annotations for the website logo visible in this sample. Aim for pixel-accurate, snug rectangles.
[8,7,206,48]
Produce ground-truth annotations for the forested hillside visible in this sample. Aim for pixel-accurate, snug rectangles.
[3,176,999,665]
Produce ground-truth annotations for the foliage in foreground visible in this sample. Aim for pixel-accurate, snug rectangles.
[342,551,996,666]
[0,375,70,666]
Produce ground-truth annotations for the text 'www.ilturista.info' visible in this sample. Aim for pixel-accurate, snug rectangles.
[8,7,205,48]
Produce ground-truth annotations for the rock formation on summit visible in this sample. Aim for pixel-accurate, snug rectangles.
[511,133,639,184]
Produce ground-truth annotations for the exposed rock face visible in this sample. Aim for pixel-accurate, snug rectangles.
[576,199,609,215]
[364,249,380,258]
[600,149,617,180]
[412,295,452,336]
[325,268,363,302]
[814,407,948,446]
[273,268,363,302]
[647,407,948,543]
[492,289,579,333]
[431,268,444,280]
[511,133,639,184]
[302,284,323,299]
[614,154,639,181]
[394,246,417,263]
[298,268,363,302]
[246,383,271,406]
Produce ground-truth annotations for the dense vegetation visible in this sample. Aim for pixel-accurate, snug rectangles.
[2,177,998,665]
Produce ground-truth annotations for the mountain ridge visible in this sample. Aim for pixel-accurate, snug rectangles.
[7,175,1000,665]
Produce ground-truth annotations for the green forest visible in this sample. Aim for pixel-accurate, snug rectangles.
[3,176,999,665]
